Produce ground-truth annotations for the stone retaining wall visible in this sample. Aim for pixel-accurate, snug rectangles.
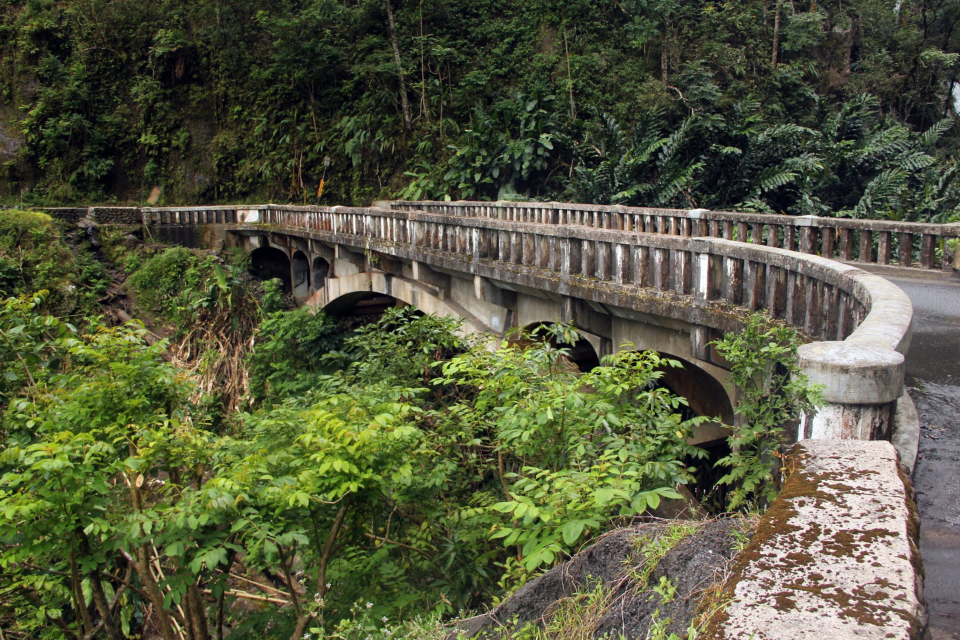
[702,440,924,639]
[28,206,142,224]
[34,207,87,223]
[87,207,142,225]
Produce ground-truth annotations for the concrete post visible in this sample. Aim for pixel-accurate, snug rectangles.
[797,341,905,440]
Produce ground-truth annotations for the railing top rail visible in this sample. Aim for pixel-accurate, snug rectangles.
[393,200,960,237]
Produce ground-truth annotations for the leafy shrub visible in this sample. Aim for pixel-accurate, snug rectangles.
[247,307,342,403]
[711,315,822,511]
[0,212,77,305]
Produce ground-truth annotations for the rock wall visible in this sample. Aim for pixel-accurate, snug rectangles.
[87,207,142,225]
[35,207,88,223]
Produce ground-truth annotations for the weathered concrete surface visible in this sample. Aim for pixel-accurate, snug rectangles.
[889,275,960,639]
[892,392,921,477]
[703,440,925,640]
[798,341,905,439]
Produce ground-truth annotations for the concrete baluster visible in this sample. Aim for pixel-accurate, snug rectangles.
[695,252,723,301]
[737,221,749,243]
[839,229,854,260]
[920,234,935,269]
[877,231,892,265]
[898,232,913,267]
[859,229,873,263]
[723,220,734,240]
[596,242,612,281]
[766,224,778,247]
[722,256,744,305]
[579,239,593,278]
[634,246,650,287]
[675,250,692,294]
[744,260,766,311]
[821,227,835,258]
[804,278,824,338]
[653,248,671,291]
[783,225,795,251]
[767,266,788,318]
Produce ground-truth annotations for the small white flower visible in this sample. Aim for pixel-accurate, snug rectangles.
[382,616,388,623]
[302,634,311,640]
[366,602,373,609]
[326,582,331,589]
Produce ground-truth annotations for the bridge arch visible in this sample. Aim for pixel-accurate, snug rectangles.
[250,246,291,291]
[312,256,330,288]
[312,272,493,336]
[291,250,311,300]
[654,353,734,426]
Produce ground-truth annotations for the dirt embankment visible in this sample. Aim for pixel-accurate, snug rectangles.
[455,518,748,639]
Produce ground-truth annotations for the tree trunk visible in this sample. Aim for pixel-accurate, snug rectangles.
[129,479,179,640]
[772,0,782,69]
[317,501,349,596]
[78,533,123,640]
[70,551,96,637]
[385,0,412,131]
[185,584,210,640]
[418,0,431,124]
[661,26,669,84]
[563,25,576,121]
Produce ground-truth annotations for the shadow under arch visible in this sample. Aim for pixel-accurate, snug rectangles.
[291,250,310,300]
[312,257,330,288]
[323,291,404,331]
[520,322,601,372]
[654,354,734,426]
[250,246,291,291]
[647,351,735,514]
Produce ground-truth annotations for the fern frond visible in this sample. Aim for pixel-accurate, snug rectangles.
[894,151,936,172]
[756,166,798,193]
[920,118,955,148]
[854,168,908,217]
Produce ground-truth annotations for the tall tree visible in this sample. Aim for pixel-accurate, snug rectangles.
[385,0,412,131]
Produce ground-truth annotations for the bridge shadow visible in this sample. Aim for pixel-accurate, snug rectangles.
[250,246,291,292]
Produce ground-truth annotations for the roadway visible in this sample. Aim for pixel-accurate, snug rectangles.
[888,274,960,640]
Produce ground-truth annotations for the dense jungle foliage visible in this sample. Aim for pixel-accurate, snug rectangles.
[0,214,819,639]
[1,0,960,221]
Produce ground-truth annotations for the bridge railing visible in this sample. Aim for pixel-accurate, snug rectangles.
[392,200,960,273]
[144,202,911,440]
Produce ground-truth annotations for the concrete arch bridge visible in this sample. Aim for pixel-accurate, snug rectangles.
[132,199,956,638]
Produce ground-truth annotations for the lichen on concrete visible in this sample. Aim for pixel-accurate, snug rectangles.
[701,440,925,639]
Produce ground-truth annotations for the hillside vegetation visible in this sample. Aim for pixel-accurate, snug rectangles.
[1,0,960,220]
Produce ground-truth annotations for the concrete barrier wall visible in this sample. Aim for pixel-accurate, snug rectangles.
[702,440,925,639]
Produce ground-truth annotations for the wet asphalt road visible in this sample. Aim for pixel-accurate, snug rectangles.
[889,275,960,640]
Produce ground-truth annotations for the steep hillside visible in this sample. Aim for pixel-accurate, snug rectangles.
[1,0,960,220]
